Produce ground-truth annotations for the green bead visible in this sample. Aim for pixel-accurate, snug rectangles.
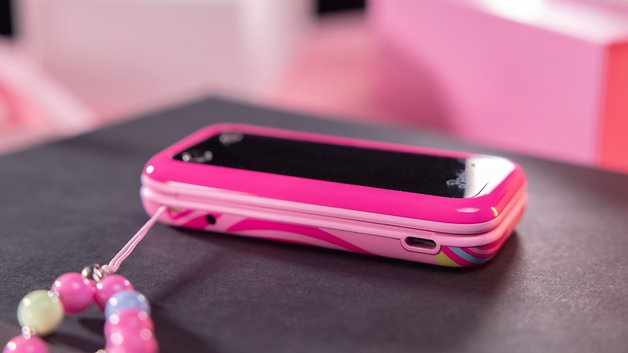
[17,290,64,336]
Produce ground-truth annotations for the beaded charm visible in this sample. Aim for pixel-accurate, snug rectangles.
[3,335,47,353]
[96,275,135,310]
[17,290,64,336]
[105,291,151,318]
[51,272,95,314]
[4,271,157,353]
[3,206,166,353]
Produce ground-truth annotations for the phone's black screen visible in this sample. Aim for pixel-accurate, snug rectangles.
[173,132,477,198]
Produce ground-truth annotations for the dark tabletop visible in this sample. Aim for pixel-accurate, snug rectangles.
[1,97,627,353]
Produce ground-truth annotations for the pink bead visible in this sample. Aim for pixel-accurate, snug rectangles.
[105,308,154,339]
[106,328,158,353]
[50,272,96,314]
[95,275,134,310]
[3,335,48,353]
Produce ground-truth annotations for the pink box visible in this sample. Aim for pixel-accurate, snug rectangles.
[0,40,94,152]
[370,0,628,172]
[19,0,312,121]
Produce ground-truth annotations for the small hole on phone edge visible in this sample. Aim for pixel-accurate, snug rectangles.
[404,237,437,250]
[205,215,217,225]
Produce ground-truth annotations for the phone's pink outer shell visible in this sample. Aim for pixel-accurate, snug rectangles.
[140,123,527,267]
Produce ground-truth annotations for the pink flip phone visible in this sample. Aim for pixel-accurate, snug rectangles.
[141,124,527,267]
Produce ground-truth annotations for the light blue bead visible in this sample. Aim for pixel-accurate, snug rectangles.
[105,290,150,319]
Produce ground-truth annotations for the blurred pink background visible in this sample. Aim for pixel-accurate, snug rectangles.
[1,0,627,172]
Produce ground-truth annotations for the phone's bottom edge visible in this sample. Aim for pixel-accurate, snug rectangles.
[139,192,526,268]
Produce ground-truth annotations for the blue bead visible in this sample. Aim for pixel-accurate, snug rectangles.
[105,290,150,319]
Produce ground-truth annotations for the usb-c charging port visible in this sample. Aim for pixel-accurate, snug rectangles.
[404,237,437,251]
